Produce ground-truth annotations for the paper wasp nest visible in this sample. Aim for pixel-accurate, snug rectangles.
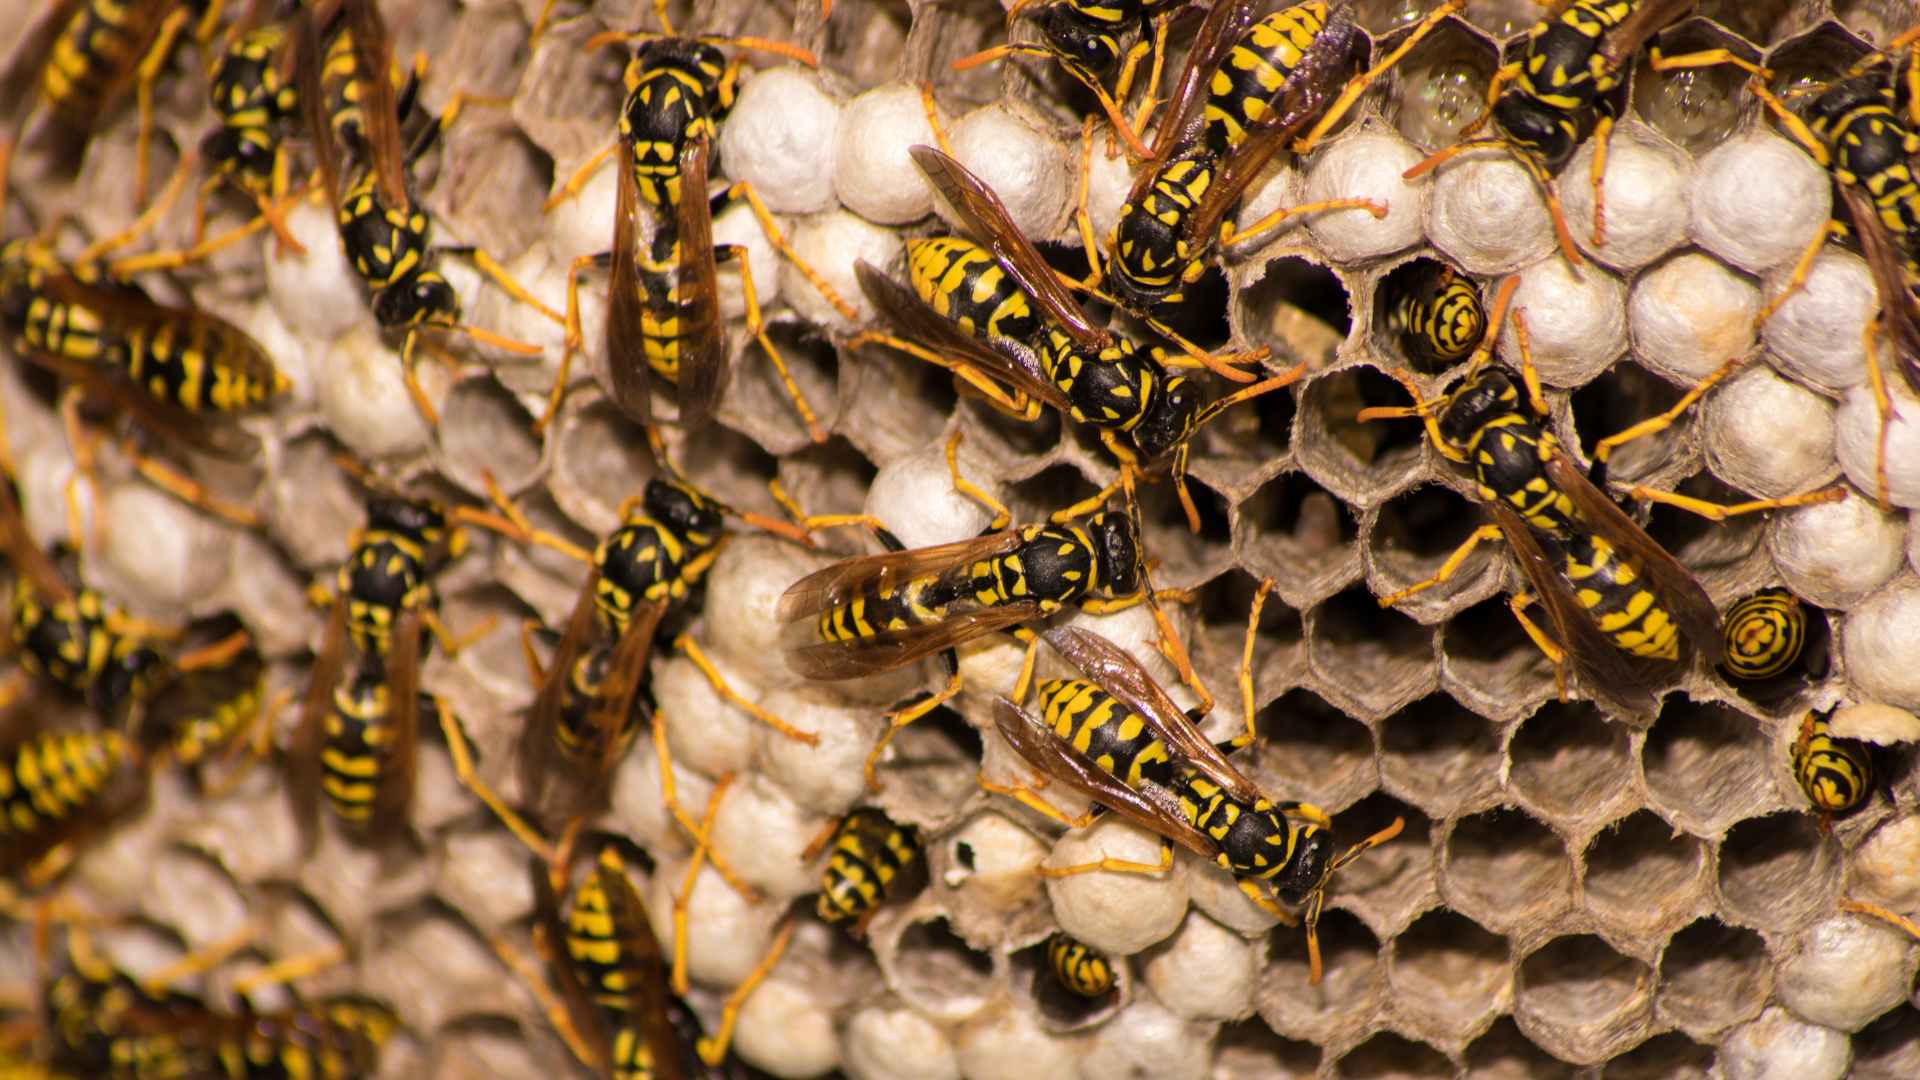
[3,0,1919,1077]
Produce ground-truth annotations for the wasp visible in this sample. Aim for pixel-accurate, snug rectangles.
[1792,708,1874,826]
[1720,587,1810,683]
[541,9,851,439]
[1405,0,1697,265]
[851,145,1295,534]
[293,0,550,429]
[1381,260,1487,372]
[0,725,144,883]
[986,625,1401,984]
[194,0,307,252]
[1047,932,1115,999]
[1094,1,1455,330]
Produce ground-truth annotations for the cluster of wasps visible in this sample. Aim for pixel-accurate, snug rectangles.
[0,0,1915,1075]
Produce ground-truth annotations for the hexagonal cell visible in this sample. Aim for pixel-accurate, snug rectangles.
[1191,569,1306,709]
[1640,473,1770,594]
[1584,810,1709,941]
[1378,693,1503,819]
[1236,471,1363,606]
[1244,378,1299,470]
[1852,1003,1920,1080]
[1716,811,1839,931]
[1011,935,1121,1032]
[1262,907,1383,1035]
[1642,699,1776,836]
[1133,475,1235,591]
[1464,1016,1576,1080]
[1390,908,1510,1042]
[1330,1030,1452,1079]
[1306,587,1437,719]
[1329,793,1434,928]
[1443,808,1574,934]
[888,916,996,1021]
[1368,483,1500,623]
[1515,934,1655,1066]
[549,397,656,525]
[1722,591,1834,707]
[1656,917,1771,1039]
[1604,1031,1715,1080]
[724,323,842,457]
[1569,361,1695,489]
[1835,0,1920,49]
[1438,596,1559,719]
[1763,23,1872,94]
[1003,464,1102,527]
[1509,701,1635,825]
[1295,367,1431,506]
[773,437,879,554]
[1696,0,1804,46]
[1252,688,1378,810]
[1630,21,1760,156]
[1213,1018,1321,1079]
[1236,256,1352,374]
[1386,16,1499,149]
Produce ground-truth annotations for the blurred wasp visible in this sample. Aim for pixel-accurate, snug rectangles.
[1047,932,1115,999]
[986,625,1401,983]
[0,723,144,885]
[1405,0,1698,264]
[294,0,553,429]
[1093,1,1455,340]
[1792,708,1873,827]
[194,0,307,252]
[852,145,1293,534]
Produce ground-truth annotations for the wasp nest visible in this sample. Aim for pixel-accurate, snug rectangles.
[3,0,1919,1077]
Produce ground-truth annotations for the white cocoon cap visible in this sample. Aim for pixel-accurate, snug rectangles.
[733,975,842,1079]
[1702,364,1837,498]
[98,482,233,617]
[1691,131,1832,274]
[718,67,841,215]
[943,812,1048,912]
[543,159,620,265]
[712,197,783,321]
[266,201,364,341]
[842,1002,961,1080]
[1776,915,1919,1031]
[1851,815,1920,910]
[864,435,999,550]
[317,324,433,460]
[1303,131,1427,262]
[1761,251,1876,394]
[1841,581,1920,708]
[1143,912,1257,1021]
[783,209,898,335]
[1423,156,1555,274]
[834,83,940,225]
[1629,252,1760,383]
[1559,126,1691,270]
[1082,997,1212,1080]
[648,858,780,988]
[1768,494,1905,609]
[1497,257,1629,386]
[944,104,1069,241]
[754,686,876,817]
[954,1003,1080,1080]
[1717,1007,1850,1080]
[711,776,829,901]
[1835,377,1920,509]
[653,652,759,779]
[1044,817,1188,955]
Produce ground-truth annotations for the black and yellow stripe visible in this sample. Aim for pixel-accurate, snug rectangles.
[1721,587,1808,681]
[1047,933,1114,998]
[1793,710,1872,816]
[816,808,920,926]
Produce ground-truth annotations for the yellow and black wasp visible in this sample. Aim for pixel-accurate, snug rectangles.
[1792,708,1874,826]
[0,723,144,883]
[986,625,1401,984]
[195,0,306,252]
[1405,0,1698,264]
[1046,932,1115,999]
[1380,259,1487,372]
[294,0,547,428]
[852,145,1293,533]
[1095,1,1455,328]
[1719,587,1810,683]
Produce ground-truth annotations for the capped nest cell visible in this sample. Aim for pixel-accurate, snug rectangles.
[3,0,1920,1077]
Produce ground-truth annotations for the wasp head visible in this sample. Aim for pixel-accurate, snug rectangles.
[1130,369,1203,463]
[373,272,460,330]
[641,479,725,539]
[1086,510,1142,597]
[1436,368,1521,454]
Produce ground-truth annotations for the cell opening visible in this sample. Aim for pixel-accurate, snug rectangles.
[1640,472,1767,581]
[1193,570,1305,709]
[1237,471,1360,595]
[1251,688,1376,808]
[884,703,984,809]
[1443,808,1571,931]
[1213,1019,1321,1079]
[1370,483,1494,613]
[1373,257,1488,374]
[1378,694,1502,817]
[1584,810,1705,936]
[890,917,996,1018]
[1508,700,1632,820]
[733,320,841,454]
[1836,0,1920,49]
[1569,361,1691,488]
[1717,811,1836,931]
[1012,936,1119,1029]
[437,377,540,493]
[1297,367,1429,494]
[1307,586,1435,717]
[1606,1032,1715,1080]
[1630,23,1757,156]
[1133,474,1233,590]
[1515,935,1652,1050]
[1657,918,1771,1037]
[1722,589,1834,704]
[774,437,878,556]
[1237,257,1352,370]
[1267,906,1380,993]
[1437,595,1558,713]
[1390,909,1508,1037]
[1463,1016,1576,1080]
[1005,466,1103,531]
[1641,699,1773,835]
[1330,1031,1451,1079]
[1249,378,1299,464]
[1386,18,1498,148]
[1698,0,1809,49]
[1327,793,1429,922]
[552,398,659,523]
[1852,1002,1920,1079]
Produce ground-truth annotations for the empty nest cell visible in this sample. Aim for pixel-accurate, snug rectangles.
[1583,810,1710,941]
[1656,917,1773,1039]
[1514,934,1656,1066]
[1306,587,1437,719]
[1508,701,1636,826]
[1388,908,1510,1042]
[1716,812,1841,932]
[1442,807,1574,934]
[1377,694,1503,818]
[1641,699,1782,836]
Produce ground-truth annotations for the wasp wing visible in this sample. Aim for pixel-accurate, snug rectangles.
[289,596,349,849]
[1543,448,1723,667]
[294,2,346,215]
[0,470,72,604]
[778,528,1026,624]
[595,851,687,1080]
[590,596,661,781]
[854,260,1074,416]
[1839,184,1920,393]
[672,137,727,429]
[786,603,1039,680]
[1042,625,1262,802]
[531,856,616,1077]
[371,605,422,832]
[1135,0,1262,178]
[605,134,656,429]
[342,0,409,208]
[909,145,1107,350]
[991,695,1216,858]
[519,567,601,821]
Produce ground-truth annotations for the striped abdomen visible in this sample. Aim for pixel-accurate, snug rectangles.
[906,237,1042,346]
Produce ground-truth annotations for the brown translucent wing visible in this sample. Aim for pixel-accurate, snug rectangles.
[778,528,1027,623]
[992,696,1216,858]
[0,472,72,604]
[1487,504,1660,719]
[1596,0,1696,70]
[531,858,615,1076]
[786,602,1040,680]
[908,145,1106,350]
[294,3,345,213]
[605,136,656,429]
[1542,450,1724,667]
[373,606,422,831]
[595,854,686,1080]
[853,261,1073,416]
[591,598,662,780]
[342,0,408,208]
[0,0,82,128]
[519,570,601,818]
[36,270,282,405]
[289,597,350,849]
[1840,184,1920,388]
[672,138,727,429]
[1042,626,1262,803]
[1138,0,1261,174]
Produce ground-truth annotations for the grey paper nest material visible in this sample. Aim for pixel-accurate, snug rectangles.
[3,0,1920,1077]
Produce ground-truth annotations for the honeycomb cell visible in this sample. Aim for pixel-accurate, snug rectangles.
[1389,908,1510,1043]
[1296,367,1430,508]
[1851,1004,1920,1080]
[1133,478,1236,592]
[1702,364,1840,501]
[1236,257,1352,376]
[1569,361,1697,488]
[1560,123,1692,271]
[1716,812,1840,932]
[1377,694,1503,819]
[1437,596,1560,721]
[1260,908,1384,1042]
[1642,699,1779,836]
[1426,155,1557,274]
[436,377,541,494]
[1306,587,1437,719]
[1495,256,1630,388]
[1584,810,1710,941]
[1775,912,1920,1032]
[1329,1031,1452,1079]
[1442,808,1574,934]
[1696,0,1803,45]
[1464,1016,1577,1080]
[725,325,842,456]
[1367,484,1501,623]
[887,917,996,1022]
[546,397,655,528]
[1251,688,1378,810]
[1691,130,1832,276]
[1141,910,1258,1022]
[1718,1005,1852,1080]
[1625,252,1760,388]
[1193,570,1306,708]
[1835,0,1920,48]
[1514,934,1656,1066]
[1329,794,1434,929]
[1509,701,1636,825]
[1630,23,1754,157]
[1386,17,1497,150]
[1237,471,1362,608]
[1212,1020,1321,1079]
[1604,1031,1715,1080]
[1655,917,1772,1038]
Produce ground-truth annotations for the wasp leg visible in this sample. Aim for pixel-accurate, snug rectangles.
[1645,47,1773,84]
[866,655,963,790]
[696,917,795,1068]
[1049,471,1126,525]
[671,772,760,994]
[59,388,104,547]
[228,944,350,997]
[1237,878,1296,924]
[1622,484,1848,521]
[1236,577,1277,750]
[1839,897,1920,942]
[1074,117,1104,288]
[1294,0,1464,156]
[1456,60,1520,140]
[439,701,554,862]
[492,928,600,1069]
[715,240,828,443]
[1134,316,1267,383]
[421,608,496,658]
[945,429,1012,531]
[1378,523,1506,608]
[108,183,315,276]
[77,154,194,263]
[978,772,1099,829]
[1590,355,1742,469]
[131,7,194,208]
[846,331,1047,420]
[399,331,444,429]
[1587,113,1615,246]
[135,921,259,995]
[919,80,958,159]
[1037,837,1175,878]
[724,180,859,323]
[1124,13,1171,142]
[458,469,591,562]
[1863,318,1896,508]
[435,244,566,328]
[544,140,617,212]
[124,445,261,527]
[676,633,819,745]
[538,251,608,434]
[1507,589,1568,700]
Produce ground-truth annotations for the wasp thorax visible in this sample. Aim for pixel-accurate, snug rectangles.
[1087,512,1142,597]
[1436,369,1520,451]
[641,479,724,537]
[1130,373,1202,463]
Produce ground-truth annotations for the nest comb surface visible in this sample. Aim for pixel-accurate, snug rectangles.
[2,0,1919,1078]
